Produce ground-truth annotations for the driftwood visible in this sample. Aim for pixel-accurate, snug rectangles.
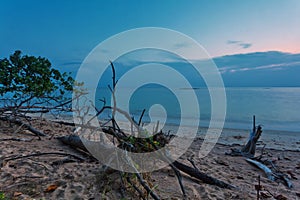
[126,176,146,200]
[52,62,238,199]
[128,161,160,200]
[1,61,236,199]
[246,158,275,181]
[57,134,235,191]
[225,116,293,188]
[226,116,262,158]
[57,134,88,152]
[243,149,293,188]
[0,116,46,137]
[241,124,262,156]
[0,137,33,142]
[173,160,235,189]
[267,160,293,188]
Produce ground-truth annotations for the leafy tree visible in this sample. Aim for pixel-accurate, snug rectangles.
[0,50,75,116]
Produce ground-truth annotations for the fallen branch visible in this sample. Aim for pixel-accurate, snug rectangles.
[267,160,293,188]
[169,163,186,196]
[58,133,235,192]
[173,160,236,189]
[123,152,160,200]
[245,158,293,188]
[246,158,275,181]
[126,176,146,200]
[52,120,76,126]
[135,172,160,200]
[56,135,88,152]
[0,116,46,137]
[0,137,33,142]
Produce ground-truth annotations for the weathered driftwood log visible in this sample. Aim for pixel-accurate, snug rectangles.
[225,116,293,188]
[0,137,33,142]
[246,158,275,181]
[57,135,88,152]
[173,161,236,189]
[58,134,235,190]
[241,125,262,156]
[225,116,262,158]
[246,158,293,188]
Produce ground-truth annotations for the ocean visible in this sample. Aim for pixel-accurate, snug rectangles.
[95,87,300,133]
[3,86,298,133]
[223,87,300,132]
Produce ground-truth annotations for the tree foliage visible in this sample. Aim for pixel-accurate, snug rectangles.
[0,50,75,114]
[0,50,73,98]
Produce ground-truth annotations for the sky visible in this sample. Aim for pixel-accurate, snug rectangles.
[1,0,300,67]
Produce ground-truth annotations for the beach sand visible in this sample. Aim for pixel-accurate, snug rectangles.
[0,118,299,199]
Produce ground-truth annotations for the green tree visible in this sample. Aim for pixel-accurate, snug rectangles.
[0,50,75,116]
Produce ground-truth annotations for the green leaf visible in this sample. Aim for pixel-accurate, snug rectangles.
[0,50,76,109]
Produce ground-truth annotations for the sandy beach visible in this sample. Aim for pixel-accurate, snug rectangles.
[0,117,299,199]
[2,1,300,199]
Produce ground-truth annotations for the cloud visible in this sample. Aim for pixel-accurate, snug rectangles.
[227,40,241,44]
[225,61,300,73]
[227,40,252,49]
[239,43,252,49]
[173,42,192,49]
[213,51,300,76]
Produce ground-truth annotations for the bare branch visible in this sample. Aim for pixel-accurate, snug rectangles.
[138,109,146,126]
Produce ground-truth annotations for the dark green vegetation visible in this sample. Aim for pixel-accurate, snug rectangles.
[0,50,76,117]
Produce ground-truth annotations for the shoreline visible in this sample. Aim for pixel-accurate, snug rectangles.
[30,113,300,152]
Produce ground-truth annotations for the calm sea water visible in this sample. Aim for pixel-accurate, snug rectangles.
[96,87,300,133]
[224,87,300,132]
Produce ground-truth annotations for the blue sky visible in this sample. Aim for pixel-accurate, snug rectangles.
[1,0,300,67]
